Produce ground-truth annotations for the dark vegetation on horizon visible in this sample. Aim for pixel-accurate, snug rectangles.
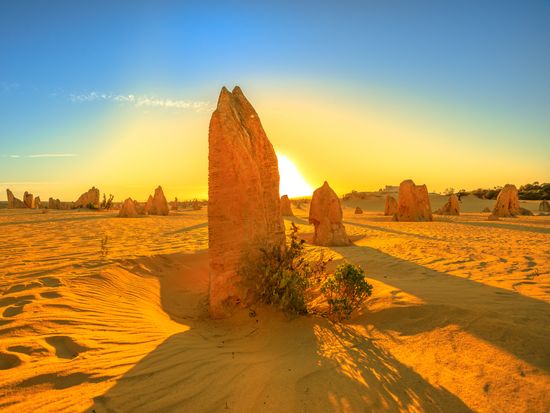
[447,182,550,200]
[342,181,549,201]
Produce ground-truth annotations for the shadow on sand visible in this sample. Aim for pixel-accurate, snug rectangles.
[334,245,550,373]
[87,250,473,413]
[447,220,550,234]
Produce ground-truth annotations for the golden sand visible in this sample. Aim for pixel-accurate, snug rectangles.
[0,200,549,412]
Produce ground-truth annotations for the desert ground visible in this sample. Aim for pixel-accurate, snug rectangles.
[0,196,549,413]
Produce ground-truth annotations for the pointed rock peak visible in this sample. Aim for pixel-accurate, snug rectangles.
[322,181,329,187]
[217,86,233,109]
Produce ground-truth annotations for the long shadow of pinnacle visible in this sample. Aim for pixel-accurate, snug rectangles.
[332,244,550,373]
[87,251,472,412]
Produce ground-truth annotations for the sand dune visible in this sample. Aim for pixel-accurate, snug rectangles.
[1,208,549,412]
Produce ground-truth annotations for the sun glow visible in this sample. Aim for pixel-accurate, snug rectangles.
[277,153,313,198]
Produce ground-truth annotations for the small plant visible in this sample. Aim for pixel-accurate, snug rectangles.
[101,194,114,210]
[321,263,373,321]
[239,223,326,315]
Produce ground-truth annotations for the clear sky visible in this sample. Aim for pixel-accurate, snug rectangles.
[1,1,549,201]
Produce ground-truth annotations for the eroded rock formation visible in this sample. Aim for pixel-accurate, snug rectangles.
[144,186,169,216]
[23,191,34,209]
[208,86,285,318]
[540,200,550,212]
[384,195,398,216]
[355,207,363,214]
[34,196,42,209]
[74,187,100,209]
[435,194,460,216]
[6,189,26,208]
[393,179,433,222]
[309,181,350,246]
[280,195,294,216]
[118,198,139,218]
[48,198,61,209]
[144,195,154,214]
[490,184,520,218]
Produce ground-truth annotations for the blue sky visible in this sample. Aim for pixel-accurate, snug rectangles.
[1,1,549,200]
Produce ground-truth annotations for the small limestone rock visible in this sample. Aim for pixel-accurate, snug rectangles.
[538,200,549,212]
[280,195,294,216]
[394,180,433,222]
[23,191,34,209]
[74,187,100,209]
[6,189,26,208]
[384,195,398,216]
[118,198,139,218]
[435,194,460,215]
[309,181,350,246]
[491,184,520,218]
[482,207,491,213]
[145,186,169,216]
[144,195,154,214]
[48,197,61,209]
[34,196,42,209]
[354,207,363,214]
[518,207,533,216]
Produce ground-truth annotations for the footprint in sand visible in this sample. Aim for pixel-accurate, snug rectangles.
[0,351,22,370]
[39,277,62,287]
[2,299,33,317]
[40,291,62,299]
[45,335,89,359]
[4,282,42,294]
[8,345,48,356]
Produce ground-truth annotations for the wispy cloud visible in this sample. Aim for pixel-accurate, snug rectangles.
[0,181,55,185]
[28,153,78,158]
[69,91,212,112]
[1,154,78,159]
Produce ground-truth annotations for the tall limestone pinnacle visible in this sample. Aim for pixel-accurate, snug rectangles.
[208,86,285,318]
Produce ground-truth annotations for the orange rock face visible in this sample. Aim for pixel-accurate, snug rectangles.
[6,189,26,208]
[48,197,61,209]
[208,86,285,318]
[435,194,460,216]
[118,198,139,218]
[394,179,433,222]
[74,187,100,209]
[144,195,154,214]
[34,196,42,209]
[490,184,520,218]
[23,191,34,208]
[145,186,169,216]
[280,195,294,216]
[384,195,398,216]
[309,181,350,246]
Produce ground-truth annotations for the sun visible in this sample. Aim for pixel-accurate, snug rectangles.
[277,153,313,198]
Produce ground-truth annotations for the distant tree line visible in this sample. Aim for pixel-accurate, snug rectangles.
[450,182,549,200]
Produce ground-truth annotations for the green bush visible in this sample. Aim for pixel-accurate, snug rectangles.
[239,223,373,320]
[239,223,325,315]
[321,263,373,321]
